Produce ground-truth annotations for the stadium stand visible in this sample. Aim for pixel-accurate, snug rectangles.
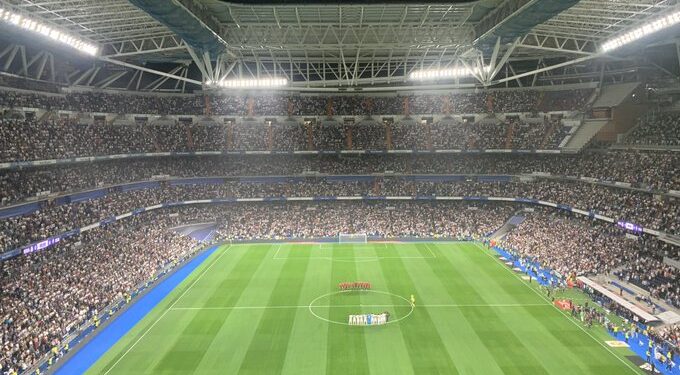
[2,0,680,374]
[0,35,679,375]
[624,113,680,146]
[0,177,677,253]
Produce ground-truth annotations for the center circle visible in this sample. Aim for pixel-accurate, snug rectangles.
[308,290,414,326]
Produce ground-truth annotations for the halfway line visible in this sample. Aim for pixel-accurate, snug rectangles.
[170,303,551,311]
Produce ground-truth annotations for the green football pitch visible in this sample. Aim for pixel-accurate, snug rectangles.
[88,242,644,374]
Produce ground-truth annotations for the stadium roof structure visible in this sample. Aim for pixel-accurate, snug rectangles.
[0,0,679,92]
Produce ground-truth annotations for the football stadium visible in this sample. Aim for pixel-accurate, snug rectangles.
[0,0,679,374]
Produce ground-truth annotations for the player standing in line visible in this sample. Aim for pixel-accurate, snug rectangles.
[410,294,416,307]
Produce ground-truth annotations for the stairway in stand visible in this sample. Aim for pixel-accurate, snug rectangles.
[504,121,515,149]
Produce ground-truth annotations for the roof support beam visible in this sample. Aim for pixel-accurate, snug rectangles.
[73,68,93,86]
[143,65,183,91]
[187,46,210,82]
[492,54,600,85]
[2,45,19,71]
[35,53,48,80]
[94,70,127,89]
[86,66,101,86]
[490,37,520,80]
[98,56,202,85]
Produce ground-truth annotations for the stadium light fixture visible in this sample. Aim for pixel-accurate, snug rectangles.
[207,78,288,88]
[409,66,491,81]
[601,11,680,52]
[0,8,99,56]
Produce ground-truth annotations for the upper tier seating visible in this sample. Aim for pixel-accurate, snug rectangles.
[623,112,680,146]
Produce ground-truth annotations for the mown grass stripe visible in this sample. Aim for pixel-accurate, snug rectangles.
[237,244,313,374]
[190,244,294,374]
[280,244,333,375]
[426,243,551,374]
[95,244,238,375]
[402,243,506,375]
[86,242,644,375]
[446,244,597,374]
[358,243,416,375]
[472,243,642,375]
[380,243,461,374]
[326,243,371,375]
[147,244,271,374]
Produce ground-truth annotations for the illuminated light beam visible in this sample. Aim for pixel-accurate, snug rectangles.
[409,66,491,81]
[0,7,99,56]
[207,77,288,88]
[601,11,680,52]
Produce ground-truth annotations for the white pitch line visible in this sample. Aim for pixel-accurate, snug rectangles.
[272,243,283,259]
[103,245,233,375]
[473,243,641,375]
[169,303,551,311]
[276,256,433,260]
[424,243,438,258]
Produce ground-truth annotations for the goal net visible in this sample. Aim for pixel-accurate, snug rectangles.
[339,233,368,243]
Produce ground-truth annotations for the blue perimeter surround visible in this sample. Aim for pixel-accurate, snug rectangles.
[54,245,220,375]
[609,331,680,375]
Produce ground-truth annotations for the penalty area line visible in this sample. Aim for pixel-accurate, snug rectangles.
[102,244,234,375]
[272,243,284,259]
[473,243,642,375]
[423,243,438,259]
[273,256,434,261]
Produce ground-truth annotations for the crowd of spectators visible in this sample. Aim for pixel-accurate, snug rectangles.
[653,324,680,350]
[624,113,680,146]
[501,210,680,306]
[615,239,680,308]
[0,117,574,162]
[0,176,677,255]
[0,211,199,375]
[0,88,591,118]
[502,211,640,276]
[1,197,677,373]
[272,121,308,151]
[313,122,346,151]
[539,90,592,113]
[214,202,512,240]
[0,87,599,162]
[0,91,203,115]
[349,121,387,150]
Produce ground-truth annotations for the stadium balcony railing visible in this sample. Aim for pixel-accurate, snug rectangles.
[0,148,578,171]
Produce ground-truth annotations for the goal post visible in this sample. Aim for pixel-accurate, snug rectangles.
[338,233,368,243]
